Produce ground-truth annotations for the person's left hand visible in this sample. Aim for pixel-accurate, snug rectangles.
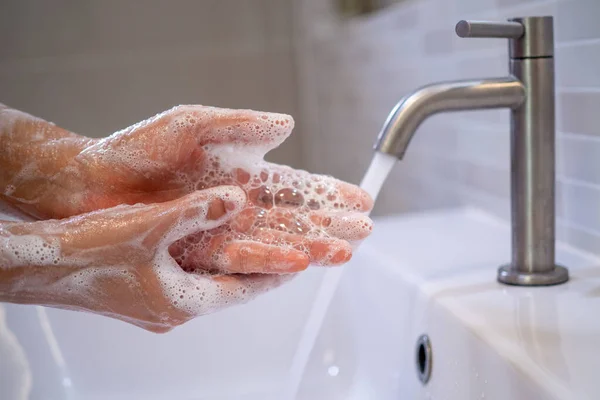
[1,105,374,274]
[0,186,292,332]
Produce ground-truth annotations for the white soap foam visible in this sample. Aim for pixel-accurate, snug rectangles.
[150,107,373,275]
[2,234,60,267]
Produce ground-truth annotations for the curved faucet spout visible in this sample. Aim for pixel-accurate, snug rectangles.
[374,77,525,159]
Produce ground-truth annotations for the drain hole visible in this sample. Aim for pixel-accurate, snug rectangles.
[418,343,427,374]
[415,334,432,385]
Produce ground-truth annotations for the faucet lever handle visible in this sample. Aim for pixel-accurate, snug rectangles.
[455,20,524,39]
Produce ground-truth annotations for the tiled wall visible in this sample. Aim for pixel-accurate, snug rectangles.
[3,1,600,255]
[0,0,302,167]
[293,0,600,255]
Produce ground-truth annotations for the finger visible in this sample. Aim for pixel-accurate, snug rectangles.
[155,258,296,319]
[158,186,246,245]
[183,273,295,316]
[219,241,309,274]
[171,235,309,275]
[299,174,373,212]
[331,181,374,212]
[0,105,93,219]
[178,106,295,148]
[211,273,295,302]
[253,229,353,266]
[97,106,295,165]
[309,211,373,241]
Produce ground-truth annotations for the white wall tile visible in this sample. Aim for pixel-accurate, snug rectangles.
[456,125,510,169]
[561,182,600,231]
[559,92,600,136]
[461,186,511,221]
[556,0,600,42]
[556,42,600,88]
[454,0,496,17]
[558,221,600,256]
[459,162,510,198]
[559,135,600,185]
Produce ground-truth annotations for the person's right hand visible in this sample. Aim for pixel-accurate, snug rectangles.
[0,186,289,333]
[1,105,374,275]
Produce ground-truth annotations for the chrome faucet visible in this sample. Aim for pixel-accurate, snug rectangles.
[374,16,569,286]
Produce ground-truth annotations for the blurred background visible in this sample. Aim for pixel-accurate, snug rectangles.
[1,0,600,254]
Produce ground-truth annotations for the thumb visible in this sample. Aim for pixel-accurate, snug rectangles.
[50,186,246,251]
[157,185,246,246]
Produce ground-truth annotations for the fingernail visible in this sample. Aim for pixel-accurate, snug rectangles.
[329,247,352,264]
[308,239,352,265]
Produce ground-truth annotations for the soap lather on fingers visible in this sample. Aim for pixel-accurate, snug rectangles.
[0,186,296,332]
[0,103,374,332]
[142,105,375,273]
[0,104,374,275]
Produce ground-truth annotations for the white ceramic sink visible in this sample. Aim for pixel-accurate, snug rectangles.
[295,208,600,400]
[3,207,600,399]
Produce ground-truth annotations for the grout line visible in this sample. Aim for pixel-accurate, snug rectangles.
[556,37,600,49]
[560,131,600,142]
[558,87,600,94]
[557,217,600,239]
[558,176,600,191]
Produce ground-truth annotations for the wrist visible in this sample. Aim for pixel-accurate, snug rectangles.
[0,223,74,304]
[0,119,96,219]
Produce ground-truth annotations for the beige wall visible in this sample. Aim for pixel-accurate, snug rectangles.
[0,0,302,167]
[294,0,600,255]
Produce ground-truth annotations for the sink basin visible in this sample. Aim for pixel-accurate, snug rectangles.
[2,207,600,399]
[295,208,600,400]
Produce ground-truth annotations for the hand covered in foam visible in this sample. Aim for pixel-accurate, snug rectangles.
[1,104,374,274]
[0,187,290,332]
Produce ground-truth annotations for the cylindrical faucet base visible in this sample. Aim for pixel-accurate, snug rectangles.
[498,264,569,286]
[497,52,569,286]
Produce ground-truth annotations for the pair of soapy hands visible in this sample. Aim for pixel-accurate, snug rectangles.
[0,104,373,332]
